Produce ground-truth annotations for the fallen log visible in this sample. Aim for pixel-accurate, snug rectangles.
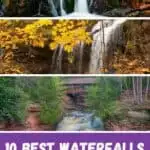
[103,5,150,17]
[126,4,150,15]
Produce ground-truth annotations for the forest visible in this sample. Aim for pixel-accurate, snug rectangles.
[0,76,149,131]
[0,19,149,74]
[0,0,150,17]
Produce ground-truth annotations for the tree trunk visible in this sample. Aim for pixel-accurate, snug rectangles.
[78,41,84,73]
[132,77,137,103]
[139,77,143,103]
[145,77,150,101]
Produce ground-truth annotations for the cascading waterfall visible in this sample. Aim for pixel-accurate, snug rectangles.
[60,0,67,16]
[67,0,98,17]
[49,0,99,17]
[89,19,127,74]
[74,0,89,13]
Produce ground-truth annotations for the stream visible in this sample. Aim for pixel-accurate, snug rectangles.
[0,0,146,17]
[57,111,104,131]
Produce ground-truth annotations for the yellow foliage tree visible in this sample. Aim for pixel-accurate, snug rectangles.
[0,20,92,52]
[0,20,93,73]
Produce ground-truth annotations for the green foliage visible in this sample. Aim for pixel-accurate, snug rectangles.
[121,77,149,90]
[121,77,133,90]
[0,77,19,122]
[86,77,121,120]
[16,77,65,124]
[0,77,65,125]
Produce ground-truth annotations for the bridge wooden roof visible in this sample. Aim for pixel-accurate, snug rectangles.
[63,77,96,85]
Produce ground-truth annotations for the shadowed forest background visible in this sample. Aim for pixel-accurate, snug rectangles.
[0,20,149,74]
[0,76,149,131]
[0,0,150,17]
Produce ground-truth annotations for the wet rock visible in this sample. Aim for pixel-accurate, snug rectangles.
[64,0,75,14]
[0,0,4,16]
[3,0,59,17]
[62,90,86,113]
[57,111,104,131]
[89,0,105,14]
[26,0,58,17]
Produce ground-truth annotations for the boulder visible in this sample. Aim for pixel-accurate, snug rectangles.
[0,122,6,129]
[128,111,150,120]
[89,0,105,14]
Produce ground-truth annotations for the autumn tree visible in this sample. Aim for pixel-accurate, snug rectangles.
[0,20,93,73]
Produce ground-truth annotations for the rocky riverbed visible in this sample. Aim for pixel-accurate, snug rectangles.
[57,111,104,131]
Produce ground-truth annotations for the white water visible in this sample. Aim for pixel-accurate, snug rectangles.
[63,0,98,17]
[60,0,67,16]
[74,0,89,13]
[57,111,104,131]
[89,19,127,73]
[54,0,102,17]
[66,12,101,18]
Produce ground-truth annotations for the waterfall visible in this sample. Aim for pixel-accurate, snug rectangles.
[67,0,101,17]
[89,19,126,74]
[48,0,58,16]
[60,0,67,16]
[74,0,89,13]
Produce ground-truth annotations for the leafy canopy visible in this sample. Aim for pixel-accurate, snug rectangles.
[0,20,92,53]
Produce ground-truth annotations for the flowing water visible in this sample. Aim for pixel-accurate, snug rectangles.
[89,19,127,73]
[74,0,89,13]
[57,111,104,131]
[67,0,99,17]
[60,0,67,16]
[48,0,58,16]
[59,0,94,17]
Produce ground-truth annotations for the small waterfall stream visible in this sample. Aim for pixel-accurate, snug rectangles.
[89,19,127,73]
[57,111,104,131]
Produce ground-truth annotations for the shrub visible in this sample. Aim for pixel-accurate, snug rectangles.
[0,77,19,123]
[16,77,65,125]
[86,77,121,120]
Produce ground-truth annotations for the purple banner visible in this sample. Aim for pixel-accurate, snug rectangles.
[0,132,149,150]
